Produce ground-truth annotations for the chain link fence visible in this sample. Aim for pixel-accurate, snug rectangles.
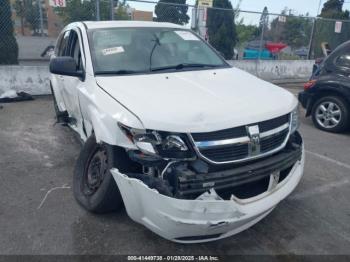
[1,0,350,64]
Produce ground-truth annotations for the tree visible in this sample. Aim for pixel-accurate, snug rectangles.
[235,1,258,50]
[320,0,349,19]
[282,16,312,48]
[0,0,19,64]
[115,1,130,20]
[236,18,259,46]
[13,0,26,35]
[155,0,189,25]
[266,9,312,49]
[13,0,47,35]
[55,0,99,23]
[312,0,350,57]
[55,0,120,24]
[206,0,237,59]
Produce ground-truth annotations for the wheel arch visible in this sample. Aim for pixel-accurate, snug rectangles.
[306,85,350,117]
[83,105,117,145]
[82,104,138,151]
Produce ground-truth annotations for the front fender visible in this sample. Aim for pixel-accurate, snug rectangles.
[79,83,143,148]
[85,105,115,144]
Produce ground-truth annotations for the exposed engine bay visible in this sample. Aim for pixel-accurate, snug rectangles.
[122,131,303,201]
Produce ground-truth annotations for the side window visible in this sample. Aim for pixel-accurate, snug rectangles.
[335,53,350,69]
[58,30,71,56]
[66,30,83,71]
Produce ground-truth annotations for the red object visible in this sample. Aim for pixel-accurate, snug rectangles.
[304,80,317,90]
[265,42,287,53]
[315,58,324,64]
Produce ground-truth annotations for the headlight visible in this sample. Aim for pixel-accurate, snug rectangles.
[290,105,300,134]
[118,123,194,159]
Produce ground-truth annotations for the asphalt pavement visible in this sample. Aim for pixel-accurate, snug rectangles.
[0,87,349,255]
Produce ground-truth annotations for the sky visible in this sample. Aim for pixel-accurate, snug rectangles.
[128,0,350,25]
[234,0,350,16]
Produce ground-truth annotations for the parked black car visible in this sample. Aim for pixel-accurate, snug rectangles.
[298,41,350,133]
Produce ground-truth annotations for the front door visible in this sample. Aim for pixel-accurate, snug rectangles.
[61,29,86,138]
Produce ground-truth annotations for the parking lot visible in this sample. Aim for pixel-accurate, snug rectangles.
[0,85,350,255]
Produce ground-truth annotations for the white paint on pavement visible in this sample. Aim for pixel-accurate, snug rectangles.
[290,150,350,200]
[306,150,350,170]
[37,184,71,209]
[291,179,349,200]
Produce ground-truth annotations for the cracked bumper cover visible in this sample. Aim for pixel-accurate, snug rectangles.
[110,143,304,243]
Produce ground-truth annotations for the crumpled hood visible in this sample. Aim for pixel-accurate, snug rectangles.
[96,67,297,133]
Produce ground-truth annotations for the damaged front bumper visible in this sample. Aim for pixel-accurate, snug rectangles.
[111,140,305,243]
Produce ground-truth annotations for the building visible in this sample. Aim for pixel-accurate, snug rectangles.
[127,8,153,21]
[10,0,63,37]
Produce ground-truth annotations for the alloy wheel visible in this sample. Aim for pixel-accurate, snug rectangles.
[315,101,342,129]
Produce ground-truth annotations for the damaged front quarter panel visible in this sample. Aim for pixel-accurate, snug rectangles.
[110,149,304,243]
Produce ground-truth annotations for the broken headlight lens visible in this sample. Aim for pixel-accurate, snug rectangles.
[118,123,195,159]
[290,105,300,134]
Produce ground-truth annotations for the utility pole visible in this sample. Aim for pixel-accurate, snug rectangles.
[258,23,265,60]
[96,0,100,21]
[308,0,323,59]
[307,18,317,59]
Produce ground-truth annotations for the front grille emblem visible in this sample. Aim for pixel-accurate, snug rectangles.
[246,125,261,156]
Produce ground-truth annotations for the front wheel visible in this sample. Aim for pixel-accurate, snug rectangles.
[311,96,349,133]
[73,135,124,213]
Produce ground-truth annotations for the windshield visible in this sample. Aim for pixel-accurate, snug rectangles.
[88,27,227,75]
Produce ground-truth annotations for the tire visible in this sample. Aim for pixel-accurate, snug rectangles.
[73,135,125,213]
[311,95,349,133]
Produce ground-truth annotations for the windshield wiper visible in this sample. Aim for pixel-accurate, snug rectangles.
[95,70,143,75]
[149,34,161,72]
[150,63,221,72]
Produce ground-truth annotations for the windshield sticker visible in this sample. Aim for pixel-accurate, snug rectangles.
[102,46,124,56]
[174,31,200,41]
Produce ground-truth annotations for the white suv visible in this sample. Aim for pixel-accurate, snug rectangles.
[50,21,304,243]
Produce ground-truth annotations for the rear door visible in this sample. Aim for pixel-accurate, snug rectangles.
[51,30,70,112]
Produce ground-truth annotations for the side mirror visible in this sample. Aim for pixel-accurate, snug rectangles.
[50,56,84,79]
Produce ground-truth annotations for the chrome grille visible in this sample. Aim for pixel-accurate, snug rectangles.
[190,114,290,164]
[260,129,289,153]
[259,114,289,132]
[199,144,249,162]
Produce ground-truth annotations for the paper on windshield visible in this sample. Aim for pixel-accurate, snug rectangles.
[174,31,200,41]
[102,46,125,56]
